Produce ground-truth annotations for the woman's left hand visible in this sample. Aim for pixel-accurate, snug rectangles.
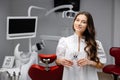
[77,58,104,68]
[77,58,91,67]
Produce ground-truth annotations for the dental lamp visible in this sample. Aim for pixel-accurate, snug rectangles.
[62,9,78,18]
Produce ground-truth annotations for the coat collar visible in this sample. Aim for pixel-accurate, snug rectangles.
[73,33,85,42]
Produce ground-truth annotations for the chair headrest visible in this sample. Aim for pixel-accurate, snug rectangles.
[39,54,56,64]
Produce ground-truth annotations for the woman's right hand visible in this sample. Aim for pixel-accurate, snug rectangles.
[56,58,73,67]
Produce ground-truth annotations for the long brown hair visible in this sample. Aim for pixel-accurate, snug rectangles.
[73,11,99,62]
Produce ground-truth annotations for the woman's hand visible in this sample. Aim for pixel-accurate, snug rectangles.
[56,58,73,67]
[77,58,104,69]
[77,58,92,67]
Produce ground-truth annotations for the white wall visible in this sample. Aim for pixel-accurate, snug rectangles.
[0,0,14,66]
[113,0,120,46]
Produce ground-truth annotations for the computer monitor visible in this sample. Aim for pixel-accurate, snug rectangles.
[6,16,38,40]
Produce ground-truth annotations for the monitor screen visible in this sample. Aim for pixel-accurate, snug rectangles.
[7,16,38,40]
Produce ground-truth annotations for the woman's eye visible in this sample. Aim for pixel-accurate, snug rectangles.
[82,21,87,24]
[83,21,87,24]
[76,19,79,21]
[75,19,87,24]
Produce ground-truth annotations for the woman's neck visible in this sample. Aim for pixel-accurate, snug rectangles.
[75,32,82,38]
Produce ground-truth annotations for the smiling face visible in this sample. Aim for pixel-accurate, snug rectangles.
[73,14,88,36]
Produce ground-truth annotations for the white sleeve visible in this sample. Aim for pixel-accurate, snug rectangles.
[96,40,107,64]
[56,37,67,59]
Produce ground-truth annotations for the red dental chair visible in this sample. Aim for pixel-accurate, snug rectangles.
[28,54,63,80]
[103,47,120,80]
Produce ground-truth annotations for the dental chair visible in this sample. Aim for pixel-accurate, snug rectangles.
[28,54,63,80]
[103,47,120,80]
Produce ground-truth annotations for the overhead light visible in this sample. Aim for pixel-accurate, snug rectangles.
[62,10,78,18]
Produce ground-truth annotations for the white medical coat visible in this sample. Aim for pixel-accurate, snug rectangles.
[56,33,106,80]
